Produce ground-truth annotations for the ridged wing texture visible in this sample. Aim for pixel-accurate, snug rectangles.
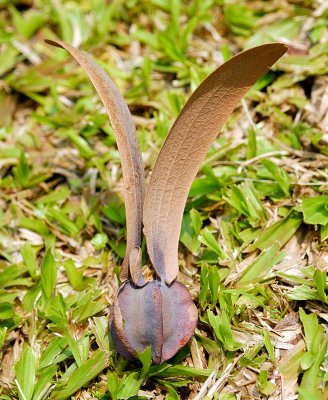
[47,40,145,281]
[143,43,287,284]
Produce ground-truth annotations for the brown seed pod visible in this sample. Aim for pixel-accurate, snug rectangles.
[47,40,287,364]
[110,280,198,364]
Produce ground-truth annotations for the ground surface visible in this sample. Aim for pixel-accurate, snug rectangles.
[1,0,328,399]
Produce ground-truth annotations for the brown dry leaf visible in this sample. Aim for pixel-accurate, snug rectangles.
[1,336,23,387]
[277,340,305,398]
[0,92,16,127]
[272,313,304,398]
[307,76,328,133]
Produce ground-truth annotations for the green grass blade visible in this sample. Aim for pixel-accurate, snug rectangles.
[15,345,36,400]
[40,249,56,300]
[51,349,110,400]
[239,243,283,284]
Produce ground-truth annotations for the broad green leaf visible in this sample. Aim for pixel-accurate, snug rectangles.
[102,202,126,225]
[22,284,41,312]
[208,265,219,305]
[199,228,227,259]
[64,329,89,367]
[64,259,85,290]
[72,293,107,322]
[261,159,290,196]
[246,18,303,47]
[137,346,152,378]
[262,331,275,363]
[51,349,110,400]
[246,128,257,159]
[40,337,70,369]
[224,4,257,36]
[107,371,119,400]
[288,284,322,301]
[190,208,202,235]
[180,212,201,255]
[258,369,275,395]
[21,243,37,279]
[0,45,19,76]
[12,151,30,188]
[66,130,95,159]
[36,186,70,205]
[15,345,36,400]
[199,263,209,309]
[41,249,56,300]
[299,308,328,399]
[239,243,283,284]
[195,333,220,355]
[321,224,328,241]
[0,302,15,319]
[156,365,212,378]
[167,386,181,400]
[0,327,7,348]
[248,211,302,252]
[32,365,57,400]
[299,339,327,399]
[9,6,45,38]
[91,316,110,351]
[117,372,142,399]
[207,310,241,352]
[301,196,328,226]
[223,181,266,227]
[298,388,321,400]
[91,232,108,250]
[313,270,327,303]
[240,344,263,367]
[299,308,321,353]
[19,216,52,239]
[189,174,219,197]
[300,352,315,370]
[46,207,80,236]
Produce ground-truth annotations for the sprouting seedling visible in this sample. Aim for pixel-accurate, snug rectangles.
[47,39,287,364]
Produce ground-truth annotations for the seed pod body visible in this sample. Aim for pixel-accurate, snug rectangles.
[110,280,198,364]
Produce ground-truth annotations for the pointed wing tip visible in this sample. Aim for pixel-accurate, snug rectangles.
[231,43,287,77]
[45,39,63,48]
[265,42,288,56]
[45,39,77,53]
[251,42,288,63]
[260,42,288,51]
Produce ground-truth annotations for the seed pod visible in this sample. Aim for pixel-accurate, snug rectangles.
[48,40,287,364]
[110,280,198,364]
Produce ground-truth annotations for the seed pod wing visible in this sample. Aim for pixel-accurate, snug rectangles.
[143,43,287,284]
[47,40,145,282]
